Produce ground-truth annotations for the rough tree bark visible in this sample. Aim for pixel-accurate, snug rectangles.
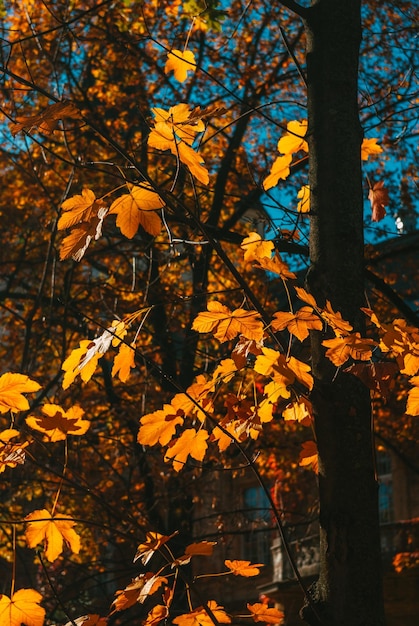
[301,1,386,624]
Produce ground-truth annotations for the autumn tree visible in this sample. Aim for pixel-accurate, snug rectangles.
[0,1,418,625]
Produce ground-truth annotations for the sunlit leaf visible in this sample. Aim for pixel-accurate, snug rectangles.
[25,509,81,562]
[112,342,136,382]
[322,333,376,367]
[263,154,292,190]
[247,602,284,624]
[296,184,310,213]
[277,120,308,155]
[111,573,168,612]
[361,137,383,160]
[164,428,209,471]
[134,532,177,565]
[0,373,40,413]
[271,307,322,341]
[58,189,103,230]
[26,404,90,442]
[165,49,196,82]
[192,301,264,343]
[224,559,264,577]
[0,588,45,626]
[0,429,28,473]
[299,441,318,473]
[138,405,184,447]
[109,184,164,238]
[241,232,274,262]
[173,601,231,626]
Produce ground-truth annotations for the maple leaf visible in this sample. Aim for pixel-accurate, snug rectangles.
[0,373,40,413]
[134,532,177,565]
[192,301,264,343]
[299,441,319,473]
[164,428,209,471]
[26,404,90,442]
[11,100,80,136]
[177,142,210,185]
[277,120,308,155]
[0,429,29,473]
[165,49,196,82]
[231,336,263,369]
[138,405,184,447]
[59,205,108,261]
[271,307,322,341]
[282,398,313,426]
[320,301,353,337]
[109,184,164,239]
[322,333,376,367]
[406,376,419,416]
[296,184,310,213]
[287,356,313,390]
[0,588,45,626]
[225,560,264,577]
[368,181,390,222]
[174,541,217,566]
[263,154,292,190]
[173,601,231,626]
[144,605,169,626]
[254,253,297,280]
[361,137,383,160]
[62,616,108,626]
[247,602,284,624]
[294,286,318,309]
[241,232,274,262]
[112,342,136,382]
[25,509,81,562]
[58,189,104,230]
[111,573,168,612]
[211,358,238,384]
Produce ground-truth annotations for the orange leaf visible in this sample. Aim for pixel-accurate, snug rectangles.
[247,602,284,624]
[134,532,177,565]
[361,137,383,160]
[173,601,231,626]
[175,541,217,565]
[287,356,313,391]
[26,404,90,442]
[59,205,108,261]
[224,559,264,577]
[241,232,274,262]
[320,301,353,337]
[299,441,319,473]
[62,616,108,626]
[277,120,308,155]
[282,398,313,426]
[164,428,209,471]
[138,405,184,447]
[111,573,168,612]
[368,181,389,223]
[192,301,264,343]
[176,142,209,185]
[271,307,322,341]
[25,509,81,562]
[112,343,136,382]
[109,184,164,238]
[0,588,45,626]
[254,253,296,280]
[144,605,169,626]
[58,189,103,230]
[0,373,40,413]
[322,333,376,367]
[406,376,419,416]
[165,50,196,82]
[294,286,318,309]
[12,101,80,136]
[296,184,310,213]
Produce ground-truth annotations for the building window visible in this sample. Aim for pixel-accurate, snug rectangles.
[243,486,272,565]
[377,450,394,523]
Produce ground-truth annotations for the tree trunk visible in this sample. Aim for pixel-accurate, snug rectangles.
[302,1,385,624]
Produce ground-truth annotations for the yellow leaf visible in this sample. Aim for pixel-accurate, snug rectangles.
[0,429,29,473]
[247,602,284,624]
[26,404,90,442]
[277,120,308,155]
[25,509,81,562]
[241,232,274,262]
[62,339,103,389]
[320,301,353,337]
[138,405,184,447]
[192,301,264,343]
[134,532,177,565]
[176,142,209,185]
[282,398,313,426]
[271,307,322,341]
[254,253,297,280]
[109,184,164,238]
[165,49,196,82]
[173,601,231,626]
[361,137,383,160]
[0,373,40,413]
[58,189,102,230]
[287,356,313,390]
[112,343,136,382]
[211,359,237,384]
[299,441,319,473]
[322,333,376,367]
[263,154,292,190]
[406,376,419,416]
[225,559,264,577]
[294,286,318,309]
[0,588,45,626]
[296,184,310,213]
[164,428,209,471]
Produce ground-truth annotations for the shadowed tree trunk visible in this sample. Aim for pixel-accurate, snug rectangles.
[301,1,386,624]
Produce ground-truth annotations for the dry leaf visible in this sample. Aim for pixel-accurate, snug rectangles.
[59,205,108,261]
[138,405,184,447]
[247,602,284,624]
[298,441,318,474]
[12,101,80,136]
[192,301,264,343]
[271,307,322,341]
[26,404,90,442]
[25,509,81,562]
[322,333,376,367]
[368,181,389,222]
[173,601,231,626]
[164,428,209,471]
[0,429,29,473]
[134,532,177,565]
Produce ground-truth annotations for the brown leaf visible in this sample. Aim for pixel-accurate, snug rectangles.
[12,101,80,136]
[368,181,389,222]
